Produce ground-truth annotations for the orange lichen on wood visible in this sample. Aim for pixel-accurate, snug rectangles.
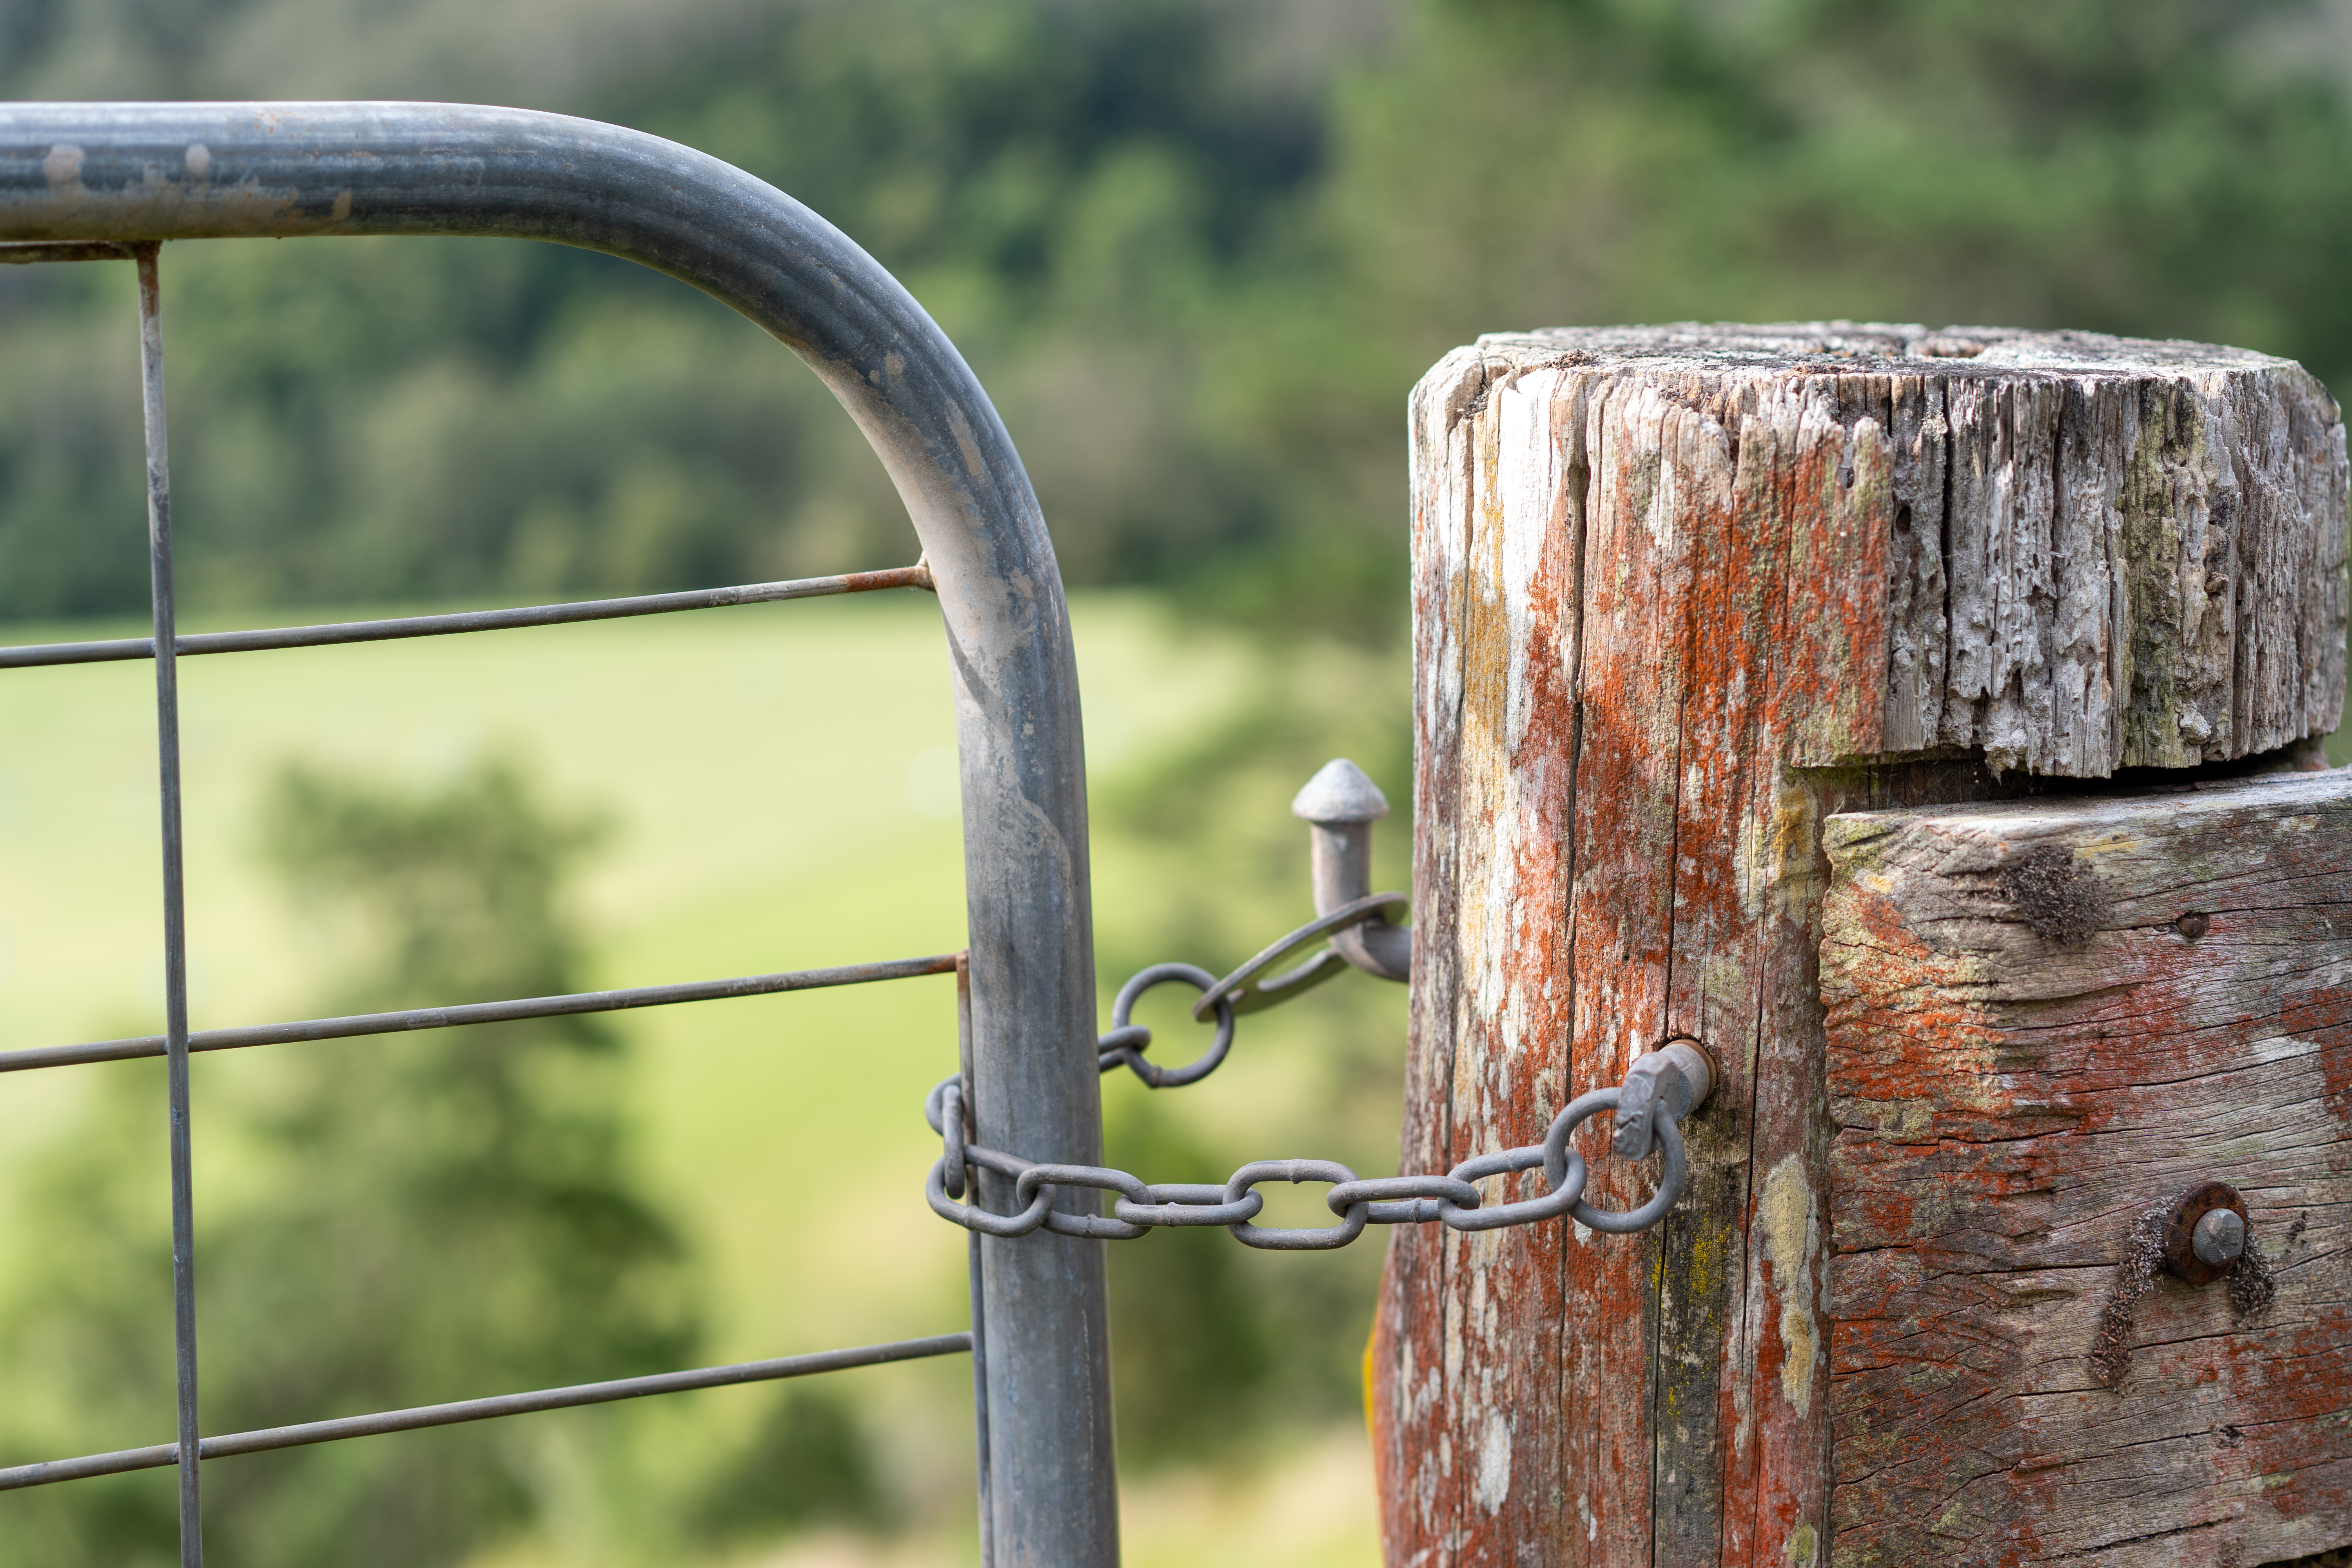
[1374,323,2351,1568]
[1820,774,2352,1568]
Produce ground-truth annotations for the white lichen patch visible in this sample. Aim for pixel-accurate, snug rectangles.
[1473,1412,1513,1514]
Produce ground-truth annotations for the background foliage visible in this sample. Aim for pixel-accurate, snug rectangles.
[4,0,2352,1561]
[7,0,2352,639]
[0,760,701,1566]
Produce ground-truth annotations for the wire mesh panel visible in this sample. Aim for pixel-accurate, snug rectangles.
[0,104,1112,1568]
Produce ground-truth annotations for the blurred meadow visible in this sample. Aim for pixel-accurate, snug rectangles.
[0,596,1406,1566]
[6,0,2352,1561]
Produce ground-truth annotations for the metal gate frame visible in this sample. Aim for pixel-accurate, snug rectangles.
[0,103,1112,1568]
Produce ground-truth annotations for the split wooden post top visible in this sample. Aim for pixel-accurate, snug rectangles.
[1372,323,2350,1568]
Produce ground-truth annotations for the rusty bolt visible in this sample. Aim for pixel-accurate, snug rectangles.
[2192,1208,2247,1267]
[2176,911,2210,940]
[2163,1181,2249,1284]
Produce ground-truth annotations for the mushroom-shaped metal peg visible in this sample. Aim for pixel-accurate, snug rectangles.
[1292,759,1410,982]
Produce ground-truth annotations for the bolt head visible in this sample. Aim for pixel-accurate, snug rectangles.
[2192,1207,2246,1266]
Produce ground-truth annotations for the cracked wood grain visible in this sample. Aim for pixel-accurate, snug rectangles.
[1820,771,2352,1568]
[1371,323,2350,1568]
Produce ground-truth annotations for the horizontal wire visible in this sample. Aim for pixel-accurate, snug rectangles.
[0,563,935,670]
[0,1332,972,1492]
[0,241,137,264]
[0,952,963,1074]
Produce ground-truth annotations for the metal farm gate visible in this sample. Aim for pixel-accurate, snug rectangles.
[0,103,1707,1568]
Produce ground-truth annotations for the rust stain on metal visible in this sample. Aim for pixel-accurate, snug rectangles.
[838,561,936,595]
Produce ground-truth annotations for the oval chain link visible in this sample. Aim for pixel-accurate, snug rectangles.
[927,1067,1690,1247]
[926,933,1697,1246]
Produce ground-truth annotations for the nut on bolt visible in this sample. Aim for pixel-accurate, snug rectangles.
[2163,1181,2250,1284]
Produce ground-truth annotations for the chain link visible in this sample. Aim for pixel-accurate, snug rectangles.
[926,913,1693,1247]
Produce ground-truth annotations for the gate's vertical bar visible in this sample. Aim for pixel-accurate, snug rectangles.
[134,242,202,1566]
[894,289,1113,1564]
[939,564,1113,1568]
[958,957,995,1568]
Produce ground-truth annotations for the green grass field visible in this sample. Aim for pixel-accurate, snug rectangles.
[0,589,1394,1566]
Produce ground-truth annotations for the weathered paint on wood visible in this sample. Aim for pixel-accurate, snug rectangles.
[1819,771,2352,1568]
[1372,323,2350,1567]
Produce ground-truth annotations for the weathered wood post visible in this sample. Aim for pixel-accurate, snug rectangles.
[1373,324,2352,1567]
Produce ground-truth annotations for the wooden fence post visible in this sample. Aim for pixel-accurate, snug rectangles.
[1372,324,2349,1566]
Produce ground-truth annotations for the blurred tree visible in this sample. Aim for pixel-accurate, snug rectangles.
[1098,1093,1272,1467]
[0,0,1376,626]
[1090,637,1414,1465]
[688,1382,886,1543]
[0,756,699,1566]
[9,0,2349,642]
[1318,0,2352,364]
[1201,0,2352,635]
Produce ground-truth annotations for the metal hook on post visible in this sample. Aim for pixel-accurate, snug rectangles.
[1610,1039,1716,1162]
[1165,759,1411,1025]
[1291,759,1411,982]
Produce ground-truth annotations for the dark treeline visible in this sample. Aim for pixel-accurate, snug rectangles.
[5,0,2352,639]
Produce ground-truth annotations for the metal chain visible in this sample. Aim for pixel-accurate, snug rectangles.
[924,922,1691,1248]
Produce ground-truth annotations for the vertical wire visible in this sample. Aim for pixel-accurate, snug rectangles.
[967,1229,991,1568]
[134,242,203,1568]
[958,954,992,1568]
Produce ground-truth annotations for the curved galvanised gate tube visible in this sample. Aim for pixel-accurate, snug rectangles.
[0,103,1114,1568]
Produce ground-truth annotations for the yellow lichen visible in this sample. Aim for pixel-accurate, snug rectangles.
[1759,1153,1820,1414]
